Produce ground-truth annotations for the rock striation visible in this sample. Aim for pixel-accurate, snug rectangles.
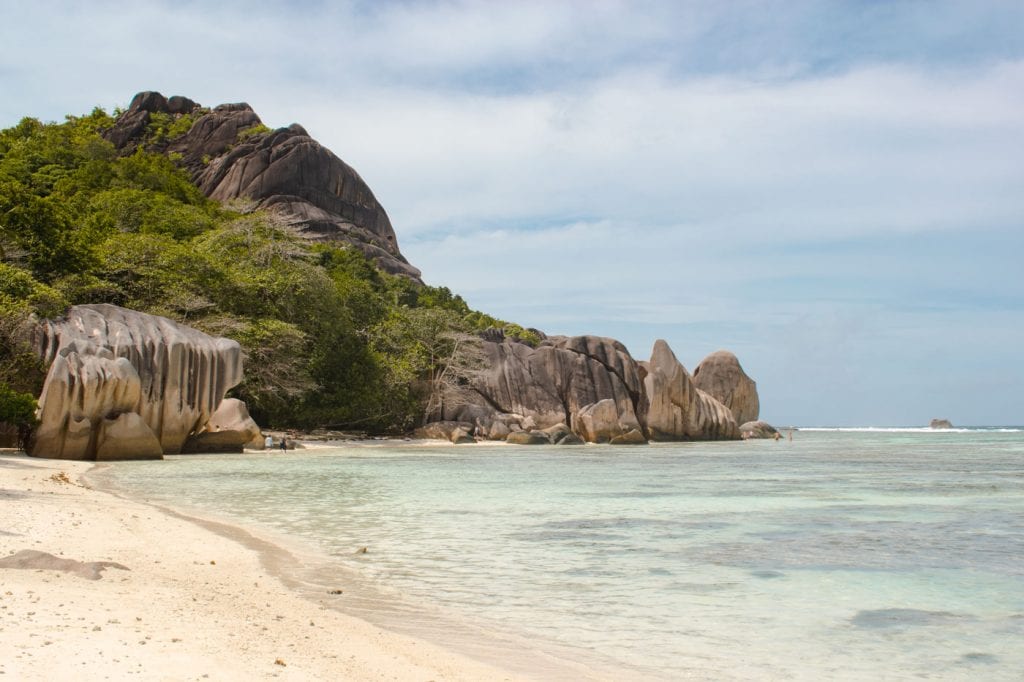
[29,304,247,460]
[642,341,739,441]
[437,333,750,444]
[103,91,421,281]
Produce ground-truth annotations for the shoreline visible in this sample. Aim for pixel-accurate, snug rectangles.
[0,451,529,681]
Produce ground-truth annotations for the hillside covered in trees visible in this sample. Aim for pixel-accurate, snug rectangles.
[0,102,537,435]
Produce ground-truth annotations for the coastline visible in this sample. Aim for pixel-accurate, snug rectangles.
[0,451,526,681]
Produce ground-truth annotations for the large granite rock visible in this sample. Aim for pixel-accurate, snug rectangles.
[437,332,745,444]
[103,91,421,281]
[29,304,245,460]
[181,398,261,454]
[692,350,759,425]
[96,413,164,461]
[642,340,739,441]
[442,333,644,441]
[739,420,779,440]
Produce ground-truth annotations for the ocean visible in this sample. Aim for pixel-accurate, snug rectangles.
[90,429,1024,680]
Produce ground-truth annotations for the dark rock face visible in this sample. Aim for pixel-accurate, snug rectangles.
[440,335,747,443]
[692,350,759,425]
[103,91,421,281]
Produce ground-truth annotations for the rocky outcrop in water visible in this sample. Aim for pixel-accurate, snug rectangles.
[929,418,954,429]
[103,91,421,281]
[692,350,759,425]
[437,333,749,443]
[29,304,247,460]
[739,420,779,439]
[642,341,739,441]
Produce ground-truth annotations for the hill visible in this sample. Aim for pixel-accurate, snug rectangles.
[0,92,533,434]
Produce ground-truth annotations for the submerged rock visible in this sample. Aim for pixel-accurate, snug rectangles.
[739,420,780,440]
[449,427,476,445]
[412,421,474,441]
[506,430,551,445]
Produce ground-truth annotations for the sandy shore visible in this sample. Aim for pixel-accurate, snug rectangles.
[0,452,523,681]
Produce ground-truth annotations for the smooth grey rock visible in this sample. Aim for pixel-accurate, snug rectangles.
[182,398,261,454]
[412,421,473,441]
[96,413,163,461]
[643,340,739,441]
[436,335,748,443]
[487,421,512,440]
[692,350,759,425]
[574,399,630,443]
[739,420,779,440]
[555,432,585,445]
[506,430,551,445]
[442,335,644,443]
[30,304,244,459]
[610,428,648,445]
[450,427,475,444]
[541,422,572,442]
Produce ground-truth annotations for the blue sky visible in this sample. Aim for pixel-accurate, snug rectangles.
[2,1,1022,425]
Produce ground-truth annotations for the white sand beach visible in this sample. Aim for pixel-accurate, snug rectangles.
[0,452,523,681]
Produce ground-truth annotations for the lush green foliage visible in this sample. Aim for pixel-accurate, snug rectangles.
[0,108,526,432]
[0,383,37,430]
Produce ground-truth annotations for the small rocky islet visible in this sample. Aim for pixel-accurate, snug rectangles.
[17,92,773,458]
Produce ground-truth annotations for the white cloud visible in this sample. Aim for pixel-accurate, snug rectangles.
[3,1,1023,425]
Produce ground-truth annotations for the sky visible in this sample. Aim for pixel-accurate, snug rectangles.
[2,0,1022,426]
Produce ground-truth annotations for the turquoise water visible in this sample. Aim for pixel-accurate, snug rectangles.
[93,430,1024,680]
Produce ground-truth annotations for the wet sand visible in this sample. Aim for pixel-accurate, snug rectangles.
[0,452,523,681]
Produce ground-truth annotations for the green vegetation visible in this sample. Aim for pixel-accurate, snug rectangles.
[0,107,529,433]
[237,123,272,141]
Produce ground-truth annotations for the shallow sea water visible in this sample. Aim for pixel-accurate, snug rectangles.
[93,429,1024,680]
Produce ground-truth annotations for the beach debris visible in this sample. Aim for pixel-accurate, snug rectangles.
[210,560,216,565]
[327,589,343,595]
[0,549,129,580]
[274,658,287,666]
[356,547,368,554]
[49,471,72,485]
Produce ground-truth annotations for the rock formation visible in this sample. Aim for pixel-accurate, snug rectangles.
[90,92,761,449]
[929,418,953,429]
[642,341,739,441]
[692,350,759,425]
[103,91,421,281]
[436,333,749,444]
[30,304,247,460]
[739,420,779,439]
[181,398,262,454]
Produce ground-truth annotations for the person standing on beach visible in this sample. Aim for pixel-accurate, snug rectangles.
[279,436,288,452]
[264,434,274,449]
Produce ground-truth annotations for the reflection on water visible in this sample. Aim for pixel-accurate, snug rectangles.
[93,430,1024,681]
